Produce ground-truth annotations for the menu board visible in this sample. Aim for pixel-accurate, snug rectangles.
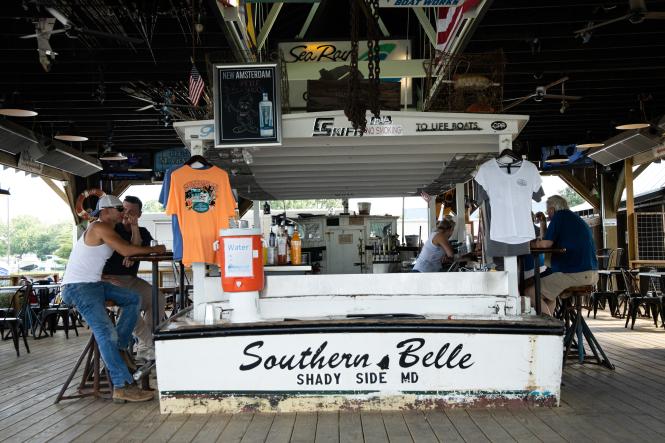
[214,63,282,148]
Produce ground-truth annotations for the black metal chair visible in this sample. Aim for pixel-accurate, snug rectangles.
[0,286,31,356]
[36,286,79,339]
[623,268,661,329]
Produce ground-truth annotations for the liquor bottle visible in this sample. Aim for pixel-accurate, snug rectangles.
[267,226,277,265]
[277,226,287,265]
[291,227,302,265]
[258,92,274,137]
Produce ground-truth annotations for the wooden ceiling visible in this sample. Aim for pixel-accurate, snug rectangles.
[1,0,664,166]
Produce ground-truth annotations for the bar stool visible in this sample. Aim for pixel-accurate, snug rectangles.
[561,285,614,369]
[54,301,152,403]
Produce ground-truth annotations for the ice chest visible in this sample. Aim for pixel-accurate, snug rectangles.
[216,228,265,292]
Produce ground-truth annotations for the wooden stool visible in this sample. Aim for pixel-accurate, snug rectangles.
[55,333,112,403]
[54,301,153,403]
[561,285,614,369]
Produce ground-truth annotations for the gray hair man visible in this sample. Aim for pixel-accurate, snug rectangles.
[527,195,598,315]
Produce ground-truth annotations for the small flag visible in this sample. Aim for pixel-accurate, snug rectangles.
[420,190,432,203]
[189,64,205,106]
[436,0,479,53]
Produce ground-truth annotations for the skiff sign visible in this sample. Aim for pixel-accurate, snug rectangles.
[156,332,562,393]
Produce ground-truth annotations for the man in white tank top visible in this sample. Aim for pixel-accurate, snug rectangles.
[61,195,165,403]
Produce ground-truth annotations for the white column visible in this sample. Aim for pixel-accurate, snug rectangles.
[253,200,261,229]
[455,182,465,243]
[504,255,520,315]
[428,198,437,232]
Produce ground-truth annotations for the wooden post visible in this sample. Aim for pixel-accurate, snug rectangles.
[624,158,636,263]
[601,173,618,250]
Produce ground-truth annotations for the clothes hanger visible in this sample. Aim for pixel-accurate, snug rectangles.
[184,155,212,169]
[495,148,522,173]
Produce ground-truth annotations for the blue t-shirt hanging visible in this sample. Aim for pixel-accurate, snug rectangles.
[159,166,184,261]
[544,209,598,273]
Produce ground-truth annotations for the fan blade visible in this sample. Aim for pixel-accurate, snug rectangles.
[20,29,66,39]
[543,76,569,91]
[163,103,199,109]
[136,105,154,112]
[645,12,665,19]
[502,95,533,112]
[574,13,632,34]
[77,27,143,44]
[45,7,69,26]
[543,94,582,101]
[502,95,532,102]
[129,94,155,104]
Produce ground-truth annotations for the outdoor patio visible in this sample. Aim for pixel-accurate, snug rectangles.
[1,311,664,443]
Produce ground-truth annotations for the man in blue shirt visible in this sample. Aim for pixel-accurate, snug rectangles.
[528,195,598,315]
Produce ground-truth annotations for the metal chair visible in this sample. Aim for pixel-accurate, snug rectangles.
[0,286,31,356]
[623,268,661,329]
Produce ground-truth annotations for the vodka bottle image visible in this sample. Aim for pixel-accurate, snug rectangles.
[258,92,274,137]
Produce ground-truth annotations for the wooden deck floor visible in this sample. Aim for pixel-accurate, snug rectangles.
[1,311,665,443]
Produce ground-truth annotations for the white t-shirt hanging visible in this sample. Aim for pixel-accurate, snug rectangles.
[474,159,542,244]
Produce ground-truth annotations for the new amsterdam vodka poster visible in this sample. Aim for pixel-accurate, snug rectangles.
[214,63,282,148]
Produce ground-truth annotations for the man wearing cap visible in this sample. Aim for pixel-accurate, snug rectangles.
[61,195,166,403]
[102,196,163,362]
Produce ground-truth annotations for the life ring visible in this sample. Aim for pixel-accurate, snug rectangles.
[76,188,106,220]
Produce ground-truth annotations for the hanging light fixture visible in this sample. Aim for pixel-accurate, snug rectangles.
[54,122,88,142]
[577,142,605,149]
[0,92,37,117]
[616,94,652,130]
[545,147,568,164]
[99,148,127,161]
[576,130,605,149]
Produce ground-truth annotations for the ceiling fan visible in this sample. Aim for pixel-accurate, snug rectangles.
[502,77,581,113]
[130,94,198,112]
[574,0,665,35]
[20,7,143,44]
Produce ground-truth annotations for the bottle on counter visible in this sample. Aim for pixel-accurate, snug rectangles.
[262,238,268,265]
[267,226,277,265]
[291,226,302,265]
[277,226,288,265]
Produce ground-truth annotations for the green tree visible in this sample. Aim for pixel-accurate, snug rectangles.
[142,200,165,213]
[0,216,73,260]
[558,187,585,208]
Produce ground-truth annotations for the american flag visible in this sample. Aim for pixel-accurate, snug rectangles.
[436,0,479,53]
[189,64,205,106]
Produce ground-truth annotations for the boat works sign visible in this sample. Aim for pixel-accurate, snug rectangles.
[379,0,466,6]
[156,332,561,393]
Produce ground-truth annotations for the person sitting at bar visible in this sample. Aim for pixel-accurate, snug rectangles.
[412,217,456,272]
[61,195,165,403]
[527,195,598,315]
[102,196,163,362]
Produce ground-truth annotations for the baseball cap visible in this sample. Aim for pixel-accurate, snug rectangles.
[91,195,124,217]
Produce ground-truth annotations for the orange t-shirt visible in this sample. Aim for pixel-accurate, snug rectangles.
[165,165,237,265]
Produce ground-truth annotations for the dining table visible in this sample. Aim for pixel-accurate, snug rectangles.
[528,246,566,315]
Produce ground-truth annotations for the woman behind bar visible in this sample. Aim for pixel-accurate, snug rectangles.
[412,217,456,272]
